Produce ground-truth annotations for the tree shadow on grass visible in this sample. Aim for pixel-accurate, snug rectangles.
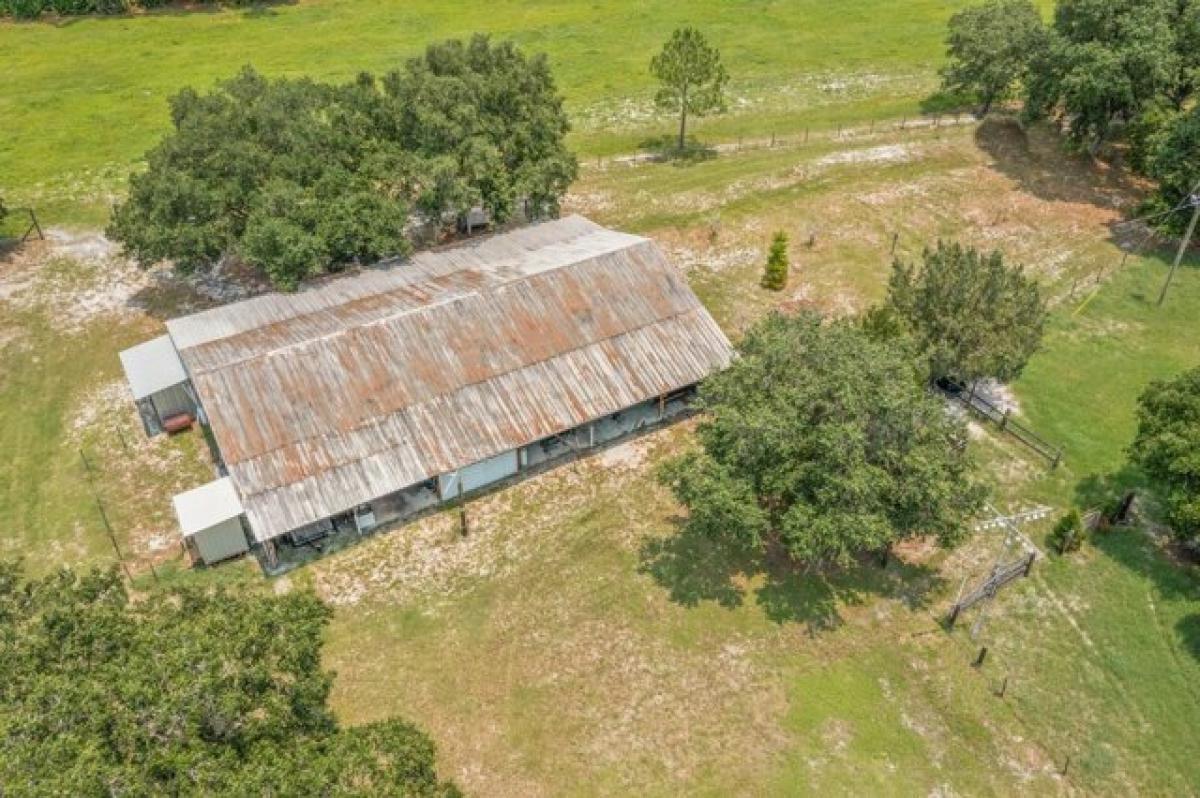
[1088,515,1200,662]
[1073,463,1146,511]
[637,134,718,166]
[1176,613,1200,663]
[972,116,1142,212]
[637,515,752,611]
[638,519,945,635]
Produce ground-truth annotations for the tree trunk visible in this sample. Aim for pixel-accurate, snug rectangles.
[979,93,993,118]
[678,86,688,152]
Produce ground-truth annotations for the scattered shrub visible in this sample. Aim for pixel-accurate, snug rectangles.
[1,0,258,17]
[1049,508,1085,554]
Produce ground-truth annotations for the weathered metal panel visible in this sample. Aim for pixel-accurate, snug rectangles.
[119,334,188,401]
[438,449,519,498]
[149,383,195,423]
[166,216,734,543]
[192,516,250,565]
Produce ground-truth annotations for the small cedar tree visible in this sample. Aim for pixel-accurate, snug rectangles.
[1048,508,1085,553]
[761,231,789,290]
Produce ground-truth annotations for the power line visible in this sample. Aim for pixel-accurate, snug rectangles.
[1157,191,1200,307]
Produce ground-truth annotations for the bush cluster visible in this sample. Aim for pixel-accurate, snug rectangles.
[1,0,260,18]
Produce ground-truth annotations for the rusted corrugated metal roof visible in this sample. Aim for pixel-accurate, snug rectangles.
[165,216,733,543]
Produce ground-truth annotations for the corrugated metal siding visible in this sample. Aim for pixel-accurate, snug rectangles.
[149,383,195,422]
[168,216,733,543]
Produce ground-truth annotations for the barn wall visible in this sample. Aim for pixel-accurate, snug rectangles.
[438,450,519,498]
[150,383,196,423]
[193,516,250,564]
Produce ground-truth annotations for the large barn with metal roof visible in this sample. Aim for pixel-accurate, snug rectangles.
[119,215,734,570]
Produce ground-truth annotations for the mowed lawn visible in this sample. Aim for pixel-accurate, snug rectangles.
[1,114,1196,794]
[0,0,1055,225]
[2,4,1198,792]
[313,123,1200,795]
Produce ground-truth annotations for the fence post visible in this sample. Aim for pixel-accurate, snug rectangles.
[1000,409,1009,431]
[947,603,961,629]
[1023,552,1035,577]
[459,505,469,537]
[1051,449,1062,470]
[973,646,988,668]
[890,231,899,255]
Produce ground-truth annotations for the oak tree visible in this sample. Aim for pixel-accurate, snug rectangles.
[659,313,985,568]
[0,562,459,796]
[940,0,1047,115]
[1129,366,1200,543]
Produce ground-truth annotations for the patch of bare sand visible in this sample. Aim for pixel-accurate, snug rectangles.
[816,143,914,168]
[1,231,266,329]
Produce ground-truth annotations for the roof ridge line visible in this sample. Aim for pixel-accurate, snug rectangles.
[183,232,653,377]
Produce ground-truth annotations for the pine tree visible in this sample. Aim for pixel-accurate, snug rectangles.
[761,231,789,291]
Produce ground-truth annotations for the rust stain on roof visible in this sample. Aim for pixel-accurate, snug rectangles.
[165,216,733,543]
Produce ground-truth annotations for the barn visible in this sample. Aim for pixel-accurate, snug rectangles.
[120,215,734,570]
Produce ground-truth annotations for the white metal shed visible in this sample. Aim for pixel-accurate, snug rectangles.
[118,335,195,434]
[173,477,249,565]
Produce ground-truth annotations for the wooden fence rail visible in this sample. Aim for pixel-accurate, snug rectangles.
[938,379,1063,467]
[947,551,1036,628]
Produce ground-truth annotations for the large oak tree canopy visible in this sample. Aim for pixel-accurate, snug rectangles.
[108,35,577,290]
[0,562,459,796]
[660,313,986,569]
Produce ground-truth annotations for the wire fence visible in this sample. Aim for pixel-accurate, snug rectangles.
[587,111,984,169]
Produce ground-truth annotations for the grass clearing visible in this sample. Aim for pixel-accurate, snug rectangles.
[2,115,1197,793]
[0,0,1057,225]
[2,9,1198,789]
[324,122,1200,793]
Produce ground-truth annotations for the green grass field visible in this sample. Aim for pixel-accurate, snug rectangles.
[318,123,1198,794]
[2,2,1199,794]
[0,0,1054,225]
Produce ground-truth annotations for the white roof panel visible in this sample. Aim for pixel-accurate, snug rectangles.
[173,476,245,536]
[119,334,187,400]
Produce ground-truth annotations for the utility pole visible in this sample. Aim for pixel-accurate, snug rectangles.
[1157,192,1200,307]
